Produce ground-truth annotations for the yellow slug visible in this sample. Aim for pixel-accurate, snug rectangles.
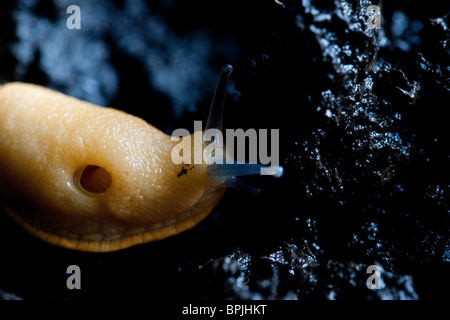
[0,65,280,252]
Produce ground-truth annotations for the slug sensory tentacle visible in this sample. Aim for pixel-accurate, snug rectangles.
[204,65,284,193]
[0,65,282,252]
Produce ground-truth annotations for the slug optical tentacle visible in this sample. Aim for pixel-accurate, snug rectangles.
[205,64,233,132]
[203,65,283,193]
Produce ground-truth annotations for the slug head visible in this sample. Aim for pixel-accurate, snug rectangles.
[0,83,224,252]
[0,65,282,252]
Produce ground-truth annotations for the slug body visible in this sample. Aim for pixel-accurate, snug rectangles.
[0,66,278,252]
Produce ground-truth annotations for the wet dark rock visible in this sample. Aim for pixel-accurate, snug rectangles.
[1,0,449,301]
[192,242,418,300]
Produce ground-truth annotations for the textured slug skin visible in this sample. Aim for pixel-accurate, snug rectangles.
[0,82,225,252]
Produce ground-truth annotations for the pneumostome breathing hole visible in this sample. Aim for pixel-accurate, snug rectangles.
[75,165,112,194]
